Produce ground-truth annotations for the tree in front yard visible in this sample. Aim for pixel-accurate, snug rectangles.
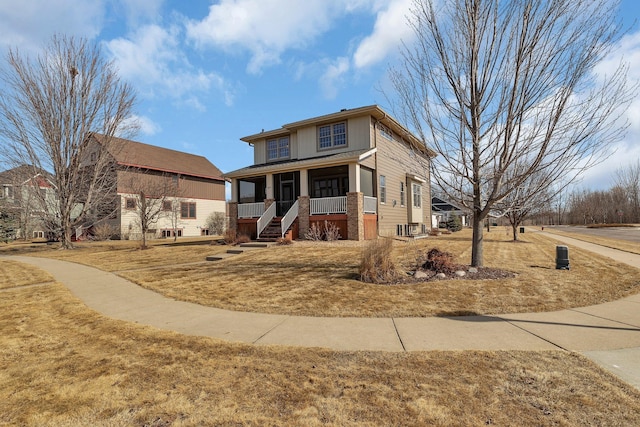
[389,0,633,266]
[0,34,137,249]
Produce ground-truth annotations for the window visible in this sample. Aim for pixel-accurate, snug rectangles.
[400,182,405,206]
[125,198,136,210]
[162,200,172,211]
[412,183,422,208]
[318,122,347,149]
[379,124,392,140]
[181,202,196,219]
[379,175,386,204]
[90,152,97,162]
[267,137,290,160]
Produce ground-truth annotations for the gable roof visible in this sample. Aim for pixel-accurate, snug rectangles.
[90,134,225,181]
[431,196,466,213]
[240,105,437,158]
[0,164,53,187]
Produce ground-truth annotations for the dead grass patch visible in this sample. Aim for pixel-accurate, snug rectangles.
[1,238,226,272]
[1,278,639,426]
[117,230,640,317]
[0,259,54,289]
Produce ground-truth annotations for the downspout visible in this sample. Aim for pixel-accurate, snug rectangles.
[373,113,386,238]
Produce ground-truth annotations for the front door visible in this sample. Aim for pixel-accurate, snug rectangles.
[278,180,295,216]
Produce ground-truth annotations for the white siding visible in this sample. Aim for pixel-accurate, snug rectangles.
[118,193,226,239]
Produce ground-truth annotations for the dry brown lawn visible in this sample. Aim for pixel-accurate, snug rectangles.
[5,230,639,318]
[0,258,54,289]
[1,261,639,426]
[1,238,225,272]
[118,230,640,317]
[544,227,640,255]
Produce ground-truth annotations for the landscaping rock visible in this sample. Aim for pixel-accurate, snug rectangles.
[414,270,429,279]
[436,273,447,279]
[468,267,478,274]
[455,270,466,277]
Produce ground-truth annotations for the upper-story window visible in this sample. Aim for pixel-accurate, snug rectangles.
[379,124,392,140]
[318,122,347,149]
[267,137,290,161]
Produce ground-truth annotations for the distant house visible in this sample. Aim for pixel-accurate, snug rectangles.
[224,105,436,240]
[87,134,226,240]
[0,165,56,239]
[431,196,469,228]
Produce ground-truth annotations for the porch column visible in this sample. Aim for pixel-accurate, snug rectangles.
[347,192,364,241]
[230,178,238,202]
[348,163,361,193]
[265,198,275,210]
[266,173,274,200]
[298,195,310,238]
[300,169,309,197]
[228,202,238,235]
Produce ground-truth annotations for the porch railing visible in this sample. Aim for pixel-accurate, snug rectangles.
[256,203,276,239]
[311,196,347,215]
[280,199,299,237]
[364,196,377,214]
[238,202,265,218]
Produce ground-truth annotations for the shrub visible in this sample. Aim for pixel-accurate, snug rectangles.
[421,248,457,274]
[305,221,342,241]
[304,222,323,241]
[359,238,400,283]
[92,223,119,241]
[236,234,251,244]
[276,236,293,245]
[323,220,342,241]
[223,228,237,245]
[446,216,463,232]
[204,212,226,235]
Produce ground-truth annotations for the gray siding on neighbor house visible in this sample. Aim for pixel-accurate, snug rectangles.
[374,125,431,236]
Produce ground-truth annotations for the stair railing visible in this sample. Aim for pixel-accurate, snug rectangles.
[280,199,299,238]
[256,203,276,239]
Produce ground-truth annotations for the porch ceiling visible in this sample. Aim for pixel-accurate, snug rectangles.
[224,148,376,179]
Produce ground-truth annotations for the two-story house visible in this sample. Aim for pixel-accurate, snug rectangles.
[88,134,227,240]
[224,105,436,241]
[0,164,55,240]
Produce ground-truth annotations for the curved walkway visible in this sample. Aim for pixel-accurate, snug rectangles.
[6,229,640,389]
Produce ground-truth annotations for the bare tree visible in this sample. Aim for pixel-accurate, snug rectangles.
[121,171,180,249]
[615,160,640,223]
[0,34,137,249]
[496,166,556,241]
[390,0,633,266]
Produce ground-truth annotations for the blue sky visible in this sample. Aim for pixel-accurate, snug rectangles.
[1,0,639,194]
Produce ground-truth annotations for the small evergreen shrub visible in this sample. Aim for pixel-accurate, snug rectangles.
[446,216,463,232]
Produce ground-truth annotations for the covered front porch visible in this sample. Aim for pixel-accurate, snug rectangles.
[225,150,378,241]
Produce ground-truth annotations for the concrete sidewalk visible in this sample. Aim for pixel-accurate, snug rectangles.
[6,230,640,389]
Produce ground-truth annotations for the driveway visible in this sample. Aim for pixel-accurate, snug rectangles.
[547,225,640,244]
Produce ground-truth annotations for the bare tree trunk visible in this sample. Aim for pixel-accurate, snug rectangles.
[471,213,484,267]
[512,224,518,242]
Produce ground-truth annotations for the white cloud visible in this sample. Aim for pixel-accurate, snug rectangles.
[136,115,162,136]
[186,0,375,74]
[116,0,164,27]
[104,24,235,108]
[353,0,414,69]
[579,29,640,189]
[0,0,105,51]
[320,57,351,99]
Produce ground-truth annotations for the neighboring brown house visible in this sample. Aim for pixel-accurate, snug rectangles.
[0,165,55,239]
[224,105,436,240]
[88,134,226,239]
